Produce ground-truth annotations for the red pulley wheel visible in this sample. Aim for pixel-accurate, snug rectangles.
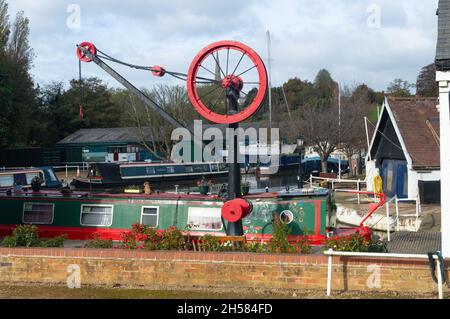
[187,41,268,124]
[77,42,97,63]
[221,198,251,223]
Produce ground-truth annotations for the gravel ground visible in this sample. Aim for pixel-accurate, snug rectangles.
[0,284,443,299]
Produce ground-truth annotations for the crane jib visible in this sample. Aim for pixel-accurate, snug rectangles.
[76,45,195,137]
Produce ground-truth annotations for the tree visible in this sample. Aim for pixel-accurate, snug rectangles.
[290,83,374,174]
[293,104,340,172]
[339,85,374,176]
[386,79,414,97]
[35,77,129,146]
[314,69,336,108]
[416,63,438,97]
[0,0,9,51]
[0,0,10,148]
[282,77,315,111]
[1,8,36,148]
[120,84,200,160]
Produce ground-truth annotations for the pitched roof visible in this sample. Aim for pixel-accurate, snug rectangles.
[57,127,162,145]
[386,96,440,168]
[436,0,450,70]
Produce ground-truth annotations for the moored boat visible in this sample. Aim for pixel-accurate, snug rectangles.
[71,161,229,189]
[0,187,335,245]
[0,167,62,190]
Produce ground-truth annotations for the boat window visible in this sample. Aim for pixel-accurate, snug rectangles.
[185,166,194,173]
[167,166,175,174]
[141,207,159,227]
[0,174,14,187]
[46,169,58,182]
[14,173,27,186]
[23,203,54,224]
[211,164,218,172]
[219,163,228,171]
[145,167,156,175]
[25,172,42,185]
[280,210,294,225]
[155,166,167,174]
[187,207,223,231]
[80,205,113,227]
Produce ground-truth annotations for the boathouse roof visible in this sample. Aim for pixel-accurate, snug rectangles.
[436,0,450,70]
[57,127,162,146]
[368,96,440,169]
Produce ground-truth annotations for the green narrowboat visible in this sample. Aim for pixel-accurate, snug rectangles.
[0,188,334,244]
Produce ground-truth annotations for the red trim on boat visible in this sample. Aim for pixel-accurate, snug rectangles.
[314,200,321,235]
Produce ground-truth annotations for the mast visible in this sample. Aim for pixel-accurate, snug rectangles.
[266,30,272,130]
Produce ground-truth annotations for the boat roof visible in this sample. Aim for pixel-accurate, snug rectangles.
[0,188,329,200]
[0,168,45,175]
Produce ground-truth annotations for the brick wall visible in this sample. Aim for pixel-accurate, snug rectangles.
[0,248,448,294]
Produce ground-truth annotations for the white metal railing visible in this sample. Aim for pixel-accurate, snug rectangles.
[385,196,399,242]
[396,195,422,232]
[310,174,366,204]
[324,249,446,299]
[53,164,90,178]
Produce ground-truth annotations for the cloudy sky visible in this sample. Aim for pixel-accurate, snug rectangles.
[8,0,439,91]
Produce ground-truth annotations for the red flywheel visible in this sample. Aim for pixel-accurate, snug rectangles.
[187,41,268,124]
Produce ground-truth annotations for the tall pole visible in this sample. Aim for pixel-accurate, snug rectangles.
[226,86,243,236]
[338,82,342,180]
[364,116,372,162]
[266,30,272,130]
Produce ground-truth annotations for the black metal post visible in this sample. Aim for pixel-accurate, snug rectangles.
[298,149,304,190]
[226,87,243,236]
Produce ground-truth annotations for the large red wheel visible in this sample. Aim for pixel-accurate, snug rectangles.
[187,41,268,124]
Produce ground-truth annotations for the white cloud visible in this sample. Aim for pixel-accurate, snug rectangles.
[7,0,439,91]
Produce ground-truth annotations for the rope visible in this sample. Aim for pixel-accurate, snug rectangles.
[95,48,220,84]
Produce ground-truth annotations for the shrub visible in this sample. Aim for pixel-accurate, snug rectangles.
[269,216,294,254]
[84,234,114,249]
[2,225,40,247]
[1,225,66,248]
[120,223,186,251]
[201,235,223,252]
[160,226,185,250]
[242,241,269,253]
[326,234,387,253]
[39,235,67,248]
[293,238,312,254]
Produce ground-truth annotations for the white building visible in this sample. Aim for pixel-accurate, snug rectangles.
[366,96,440,202]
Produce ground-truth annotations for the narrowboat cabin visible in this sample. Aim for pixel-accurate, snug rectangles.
[72,162,229,189]
[0,187,332,245]
[0,167,62,190]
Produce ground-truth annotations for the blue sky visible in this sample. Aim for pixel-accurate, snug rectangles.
[9,0,439,91]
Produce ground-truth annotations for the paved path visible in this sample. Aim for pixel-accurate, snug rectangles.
[387,231,441,254]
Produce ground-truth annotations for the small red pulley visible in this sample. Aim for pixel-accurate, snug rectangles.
[151,66,166,77]
[221,198,252,223]
[77,42,97,63]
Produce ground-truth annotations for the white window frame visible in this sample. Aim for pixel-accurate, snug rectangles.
[140,206,159,227]
[22,202,55,225]
[187,207,223,232]
[80,204,114,227]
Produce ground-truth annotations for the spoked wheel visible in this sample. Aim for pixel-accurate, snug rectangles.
[187,41,268,124]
